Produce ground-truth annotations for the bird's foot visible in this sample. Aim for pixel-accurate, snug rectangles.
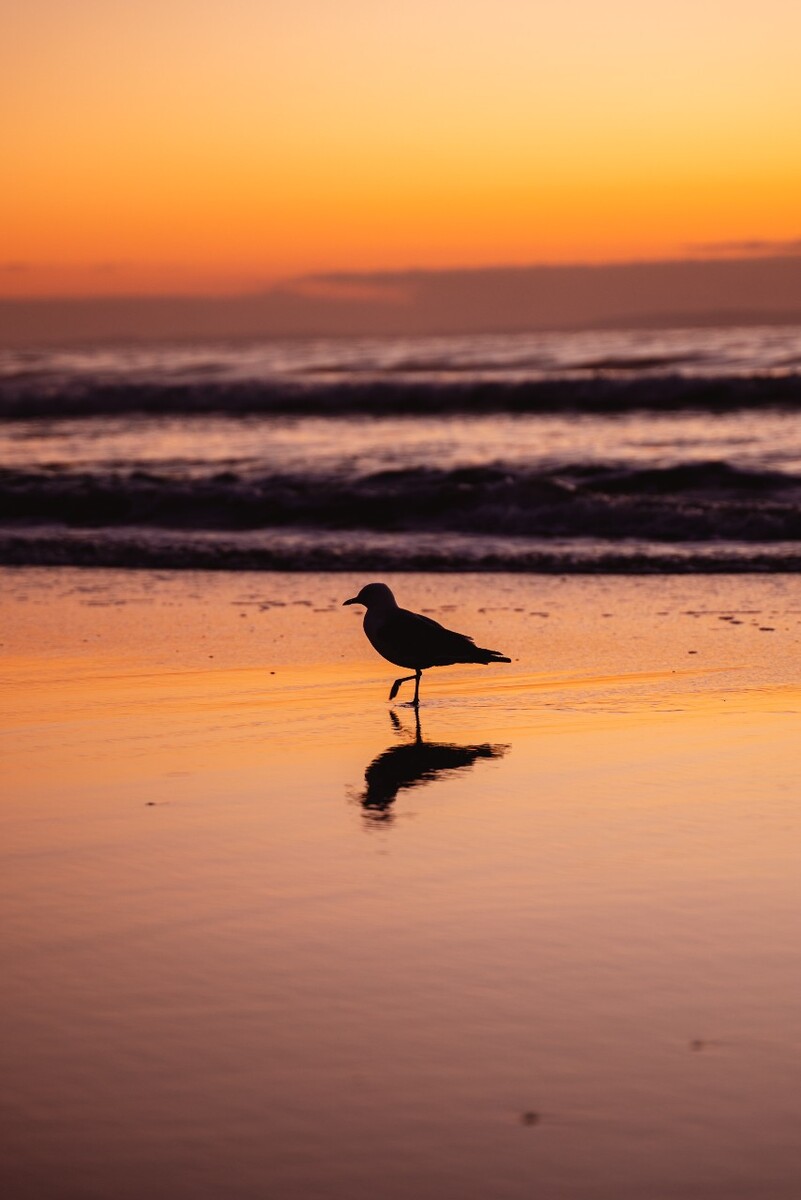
[388,674,415,702]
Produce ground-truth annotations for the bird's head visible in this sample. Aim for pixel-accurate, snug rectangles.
[343,582,398,611]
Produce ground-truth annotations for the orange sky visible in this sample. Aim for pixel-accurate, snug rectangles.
[3,0,801,296]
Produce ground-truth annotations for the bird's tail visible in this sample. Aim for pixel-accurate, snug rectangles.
[472,646,512,664]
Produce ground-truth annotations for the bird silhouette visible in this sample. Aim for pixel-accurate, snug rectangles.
[343,582,511,705]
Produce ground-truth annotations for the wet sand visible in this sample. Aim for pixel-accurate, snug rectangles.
[2,568,801,1200]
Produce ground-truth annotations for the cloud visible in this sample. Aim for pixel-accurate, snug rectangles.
[687,238,801,255]
[0,260,125,275]
[283,276,411,305]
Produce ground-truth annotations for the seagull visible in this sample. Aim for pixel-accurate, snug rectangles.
[343,582,511,705]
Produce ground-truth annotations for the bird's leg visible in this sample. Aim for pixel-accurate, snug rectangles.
[412,669,422,707]
[388,674,416,702]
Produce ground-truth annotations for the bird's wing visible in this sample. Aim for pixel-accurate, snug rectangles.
[384,607,481,667]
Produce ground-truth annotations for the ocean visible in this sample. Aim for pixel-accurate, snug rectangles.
[2,326,801,572]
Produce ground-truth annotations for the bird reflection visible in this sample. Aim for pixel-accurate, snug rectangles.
[356,709,508,825]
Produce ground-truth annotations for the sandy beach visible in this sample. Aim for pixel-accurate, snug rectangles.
[2,567,801,1200]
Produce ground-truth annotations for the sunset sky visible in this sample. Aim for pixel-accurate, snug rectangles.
[4,0,801,296]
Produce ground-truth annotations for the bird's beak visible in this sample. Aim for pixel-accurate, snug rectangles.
[343,596,358,606]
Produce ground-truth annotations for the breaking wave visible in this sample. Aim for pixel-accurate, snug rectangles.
[2,527,800,573]
[2,374,801,420]
[3,461,800,570]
